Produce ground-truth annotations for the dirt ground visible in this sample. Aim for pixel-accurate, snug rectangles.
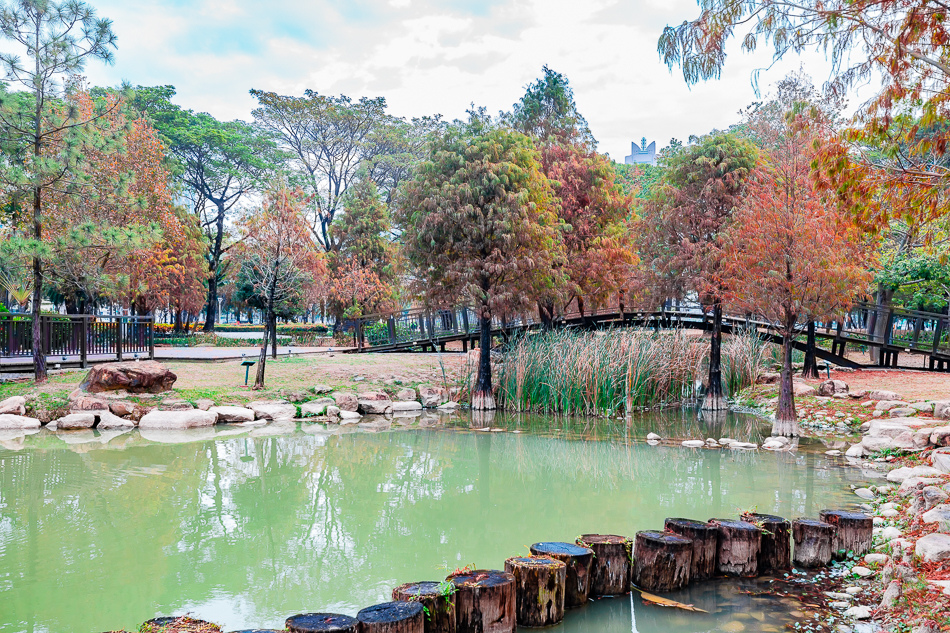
[805,367,950,401]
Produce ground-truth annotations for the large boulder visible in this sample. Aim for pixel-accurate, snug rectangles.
[159,399,193,412]
[79,361,177,394]
[396,387,417,402]
[818,380,848,397]
[139,409,218,430]
[887,465,943,483]
[0,396,26,416]
[915,533,950,563]
[48,413,96,430]
[69,391,109,412]
[358,391,393,415]
[300,398,335,417]
[209,406,256,423]
[247,400,296,420]
[96,410,135,429]
[861,435,912,453]
[0,414,41,429]
[932,448,950,474]
[792,382,816,397]
[922,504,950,530]
[876,400,910,411]
[931,426,950,447]
[332,392,359,412]
[869,420,914,439]
[934,401,950,420]
[869,389,903,401]
[392,400,423,412]
[418,385,448,408]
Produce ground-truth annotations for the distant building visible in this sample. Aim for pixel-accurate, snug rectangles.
[625,137,656,166]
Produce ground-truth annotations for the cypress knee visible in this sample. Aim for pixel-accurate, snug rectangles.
[285,613,359,633]
[357,602,425,633]
[504,556,566,627]
[529,541,594,608]
[708,519,761,577]
[576,534,632,596]
[632,530,692,593]
[663,518,718,581]
[792,518,834,568]
[819,509,873,558]
[448,569,515,633]
[392,582,456,633]
[742,512,791,574]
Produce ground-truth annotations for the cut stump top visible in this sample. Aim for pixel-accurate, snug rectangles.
[285,613,359,632]
[530,542,592,557]
[357,602,424,624]
[448,569,514,588]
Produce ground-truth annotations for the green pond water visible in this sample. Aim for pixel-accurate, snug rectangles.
[0,411,870,633]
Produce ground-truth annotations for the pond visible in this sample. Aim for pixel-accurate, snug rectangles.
[0,410,869,633]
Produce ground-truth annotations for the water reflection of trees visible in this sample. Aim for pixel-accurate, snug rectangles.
[0,427,868,633]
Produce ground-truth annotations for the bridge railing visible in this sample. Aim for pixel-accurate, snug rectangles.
[0,314,155,366]
[351,297,950,359]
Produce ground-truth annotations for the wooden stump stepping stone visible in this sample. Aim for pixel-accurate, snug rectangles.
[792,518,834,568]
[529,541,594,608]
[819,509,873,558]
[357,602,425,633]
[392,581,456,633]
[285,613,359,633]
[576,534,632,596]
[447,569,515,633]
[504,556,566,627]
[142,617,222,632]
[228,630,283,632]
[663,518,718,581]
[708,519,761,577]
[742,512,791,574]
[632,530,693,593]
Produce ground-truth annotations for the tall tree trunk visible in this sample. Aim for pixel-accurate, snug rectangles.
[802,320,820,379]
[254,320,269,390]
[203,202,227,332]
[270,313,278,359]
[868,285,894,363]
[702,303,725,411]
[538,301,554,330]
[472,310,496,410]
[773,316,800,436]
[31,185,46,383]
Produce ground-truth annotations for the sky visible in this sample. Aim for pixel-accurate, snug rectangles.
[80,0,869,161]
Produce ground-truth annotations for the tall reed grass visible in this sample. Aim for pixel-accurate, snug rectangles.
[497,329,767,416]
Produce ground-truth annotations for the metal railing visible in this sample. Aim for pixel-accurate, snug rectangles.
[0,314,155,366]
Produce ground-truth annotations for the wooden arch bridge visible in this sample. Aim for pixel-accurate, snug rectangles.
[349,298,950,371]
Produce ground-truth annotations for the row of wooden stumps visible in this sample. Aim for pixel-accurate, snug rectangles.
[254,509,872,633]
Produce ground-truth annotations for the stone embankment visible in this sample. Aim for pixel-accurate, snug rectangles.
[0,361,463,442]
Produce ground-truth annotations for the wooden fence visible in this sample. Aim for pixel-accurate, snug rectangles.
[0,314,155,368]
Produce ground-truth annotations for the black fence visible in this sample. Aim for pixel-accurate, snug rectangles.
[0,314,154,367]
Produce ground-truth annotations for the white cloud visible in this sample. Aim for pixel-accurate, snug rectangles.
[80,0,868,161]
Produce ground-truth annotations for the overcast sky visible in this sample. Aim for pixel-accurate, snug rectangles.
[81,0,867,161]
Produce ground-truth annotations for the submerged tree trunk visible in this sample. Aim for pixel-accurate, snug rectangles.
[472,311,496,410]
[702,303,725,411]
[802,319,820,379]
[773,316,800,436]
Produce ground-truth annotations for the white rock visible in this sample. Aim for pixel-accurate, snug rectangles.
[915,533,950,563]
[880,526,902,540]
[932,448,950,474]
[300,398,335,417]
[854,488,875,500]
[851,566,874,577]
[887,465,942,483]
[868,420,914,439]
[646,432,662,441]
[869,390,902,401]
[845,444,866,458]
[922,504,950,529]
[195,399,215,411]
[844,587,862,595]
[880,509,899,518]
[51,413,96,430]
[910,402,934,412]
[826,450,842,456]
[437,401,460,410]
[843,605,872,619]
[934,400,950,420]
[97,410,135,429]
[872,517,885,526]
[899,477,943,494]
[247,400,296,420]
[139,410,218,430]
[875,400,910,411]
[682,440,706,448]
[391,400,423,412]
[0,396,26,416]
[209,406,256,423]
[0,414,41,429]
[718,437,737,445]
